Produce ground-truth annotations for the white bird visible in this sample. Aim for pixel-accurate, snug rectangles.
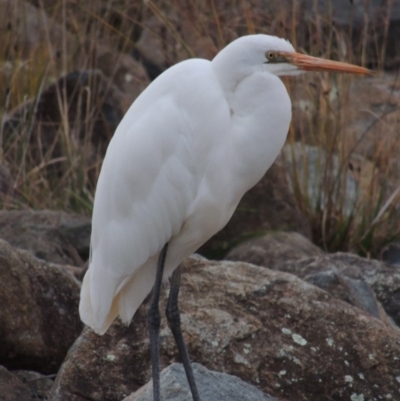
[79,34,370,401]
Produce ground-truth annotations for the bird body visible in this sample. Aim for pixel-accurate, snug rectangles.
[80,36,294,334]
[79,34,370,401]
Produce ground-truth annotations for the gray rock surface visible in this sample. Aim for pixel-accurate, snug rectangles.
[13,370,54,400]
[225,233,393,326]
[0,365,32,401]
[0,239,82,373]
[50,257,400,401]
[0,209,90,265]
[305,270,384,321]
[124,363,278,401]
[278,252,400,328]
[225,231,323,268]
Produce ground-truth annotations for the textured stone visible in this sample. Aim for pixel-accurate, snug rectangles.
[225,231,322,268]
[51,257,400,401]
[0,209,90,265]
[0,239,82,373]
[0,366,32,401]
[124,363,278,401]
[278,252,400,327]
[13,370,54,400]
[225,232,392,326]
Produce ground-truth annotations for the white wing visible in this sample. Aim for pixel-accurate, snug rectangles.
[80,59,231,333]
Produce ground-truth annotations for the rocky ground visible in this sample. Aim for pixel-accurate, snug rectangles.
[1,210,400,401]
[1,0,400,401]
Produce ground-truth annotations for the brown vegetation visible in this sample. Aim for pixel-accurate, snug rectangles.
[0,0,399,257]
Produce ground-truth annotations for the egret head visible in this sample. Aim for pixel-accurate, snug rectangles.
[212,34,371,80]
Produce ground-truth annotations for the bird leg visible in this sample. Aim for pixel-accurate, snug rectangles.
[165,264,201,401]
[148,242,168,401]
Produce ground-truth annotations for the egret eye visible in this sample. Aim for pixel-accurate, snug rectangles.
[266,51,276,61]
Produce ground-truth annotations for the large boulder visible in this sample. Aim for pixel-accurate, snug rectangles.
[0,366,32,401]
[225,231,323,268]
[277,252,400,328]
[0,209,90,265]
[13,369,54,400]
[50,257,400,401]
[226,234,397,328]
[0,239,82,373]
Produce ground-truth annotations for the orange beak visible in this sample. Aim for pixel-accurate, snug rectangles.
[281,52,372,75]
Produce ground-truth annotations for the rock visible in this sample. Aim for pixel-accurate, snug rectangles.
[0,365,32,401]
[0,239,82,373]
[305,270,388,322]
[51,257,400,401]
[198,163,312,259]
[49,322,150,401]
[278,252,400,327]
[0,209,90,265]
[124,363,278,401]
[225,232,397,324]
[225,231,323,268]
[13,370,54,400]
[225,232,393,327]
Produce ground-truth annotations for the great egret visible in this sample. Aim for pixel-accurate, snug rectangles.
[79,34,370,401]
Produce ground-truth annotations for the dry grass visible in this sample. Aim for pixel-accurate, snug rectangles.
[0,0,399,257]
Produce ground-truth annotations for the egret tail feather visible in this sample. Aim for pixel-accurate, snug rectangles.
[80,254,170,334]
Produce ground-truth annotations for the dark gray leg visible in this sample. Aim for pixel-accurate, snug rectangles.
[148,243,168,401]
[165,265,201,401]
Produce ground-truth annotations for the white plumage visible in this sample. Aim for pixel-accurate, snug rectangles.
[79,34,370,335]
